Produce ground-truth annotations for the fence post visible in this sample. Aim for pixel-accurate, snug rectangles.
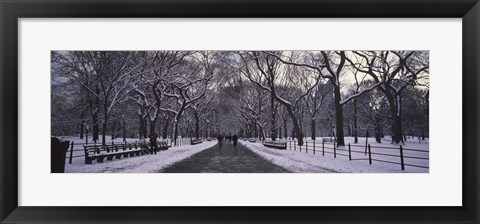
[348,143,351,161]
[294,141,296,151]
[322,139,325,156]
[368,144,372,164]
[306,141,308,153]
[300,143,302,152]
[334,142,336,158]
[69,142,74,164]
[399,145,405,170]
[313,141,315,154]
[290,141,292,150]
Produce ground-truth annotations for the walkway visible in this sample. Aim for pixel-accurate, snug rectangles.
[159,141,289,173]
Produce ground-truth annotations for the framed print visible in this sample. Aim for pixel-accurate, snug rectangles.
[1,0,479,223]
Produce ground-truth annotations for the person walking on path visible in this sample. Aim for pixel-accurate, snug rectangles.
[149,131,158,154]
[232,134,238,146]
[217,133,223,147]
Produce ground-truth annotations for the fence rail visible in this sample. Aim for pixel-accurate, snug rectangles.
[279,139,429,171]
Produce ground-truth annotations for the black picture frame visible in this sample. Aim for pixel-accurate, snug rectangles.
[1,0,479,223]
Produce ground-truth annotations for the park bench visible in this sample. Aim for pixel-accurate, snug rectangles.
[206,138,212,141]
[263,141,287,150]
[322,137,336,143]
[157,141,170,150]
[136,140,170,151]
[248,138,256,143]
[191,138,203,145]
[83,143,145,164]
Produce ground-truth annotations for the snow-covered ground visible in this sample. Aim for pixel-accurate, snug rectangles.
[60,136,217,173]
[241,137,429,173]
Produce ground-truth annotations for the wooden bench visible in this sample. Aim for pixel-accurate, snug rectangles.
[263,141,287,150]
[138,140,170,152]
[322,137,336,143]
[157,141,170,150]
[83,143,145,164]
[191,138,203,145]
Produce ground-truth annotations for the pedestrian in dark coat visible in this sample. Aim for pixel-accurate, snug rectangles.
[148,131,158,154]
[232,134,238,146]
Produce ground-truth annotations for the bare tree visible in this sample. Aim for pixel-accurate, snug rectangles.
[239,51,322,145]
[346,51,429,144]
[163,53,213,145]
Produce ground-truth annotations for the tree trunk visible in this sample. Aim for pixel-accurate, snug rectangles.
[102,119,108,145]
[93,85,100,142]
[283,105,303,145]
[311,117,316,140]
[111,121,116,140]
[334,85,345,146]
[143,118,148,139]
[270,94,277,141]
[353,98,359,143]
[162,117,171,139]
[92,112,99,142]
[173,107,185,145]
[375,125,382,143]
[299,107,304,138]
[347,119,351,136]
[80,120,85,139]
[174,121,179,145]
[385,92,403,144]
[194,112,200,139]
[149,118,156,134]
[138,114,145,139]
[205,122,209,138]
[122,122,126,142]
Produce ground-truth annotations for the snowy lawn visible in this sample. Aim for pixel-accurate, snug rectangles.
[241,137,429,173]
[61,136,217,173]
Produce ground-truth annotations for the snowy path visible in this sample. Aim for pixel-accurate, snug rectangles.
[241,141,338,173]
[160,141,289,173]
